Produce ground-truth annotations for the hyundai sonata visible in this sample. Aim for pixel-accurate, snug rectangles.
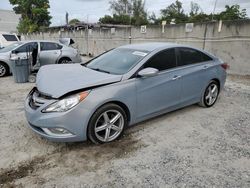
[24,43,227,144]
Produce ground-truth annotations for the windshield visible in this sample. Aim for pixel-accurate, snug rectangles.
[0,42,23,53]
[86,48,148,75]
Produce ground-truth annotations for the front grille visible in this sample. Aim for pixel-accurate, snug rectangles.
[29,88,51,110]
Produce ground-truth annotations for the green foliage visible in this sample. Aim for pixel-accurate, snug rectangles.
[132,0,147,25]
[69,18,81,25]
[9,0,51,34]
[218,5,247,20]
[148,12,161,25]
[160,0,188,24]
[100,0,148,26]
[99,14,131,25]
[101,0,248,25]
[109,0,133,15]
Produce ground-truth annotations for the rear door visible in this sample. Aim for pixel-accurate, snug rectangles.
[176,47,214,104]
[135,48,182,120]
[39,42,62,65]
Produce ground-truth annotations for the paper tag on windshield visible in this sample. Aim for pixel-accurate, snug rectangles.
[132,51,147,57]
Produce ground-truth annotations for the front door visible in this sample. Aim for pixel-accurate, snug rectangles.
[135,48,182,120]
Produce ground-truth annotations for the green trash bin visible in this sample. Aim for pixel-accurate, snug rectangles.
[10,57,30,83]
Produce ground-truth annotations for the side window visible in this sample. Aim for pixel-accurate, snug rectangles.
[144,49,176,71]
[178,48,212,66]
[201,52,213,62]
[40,42,62,51]
[15,42,37,53]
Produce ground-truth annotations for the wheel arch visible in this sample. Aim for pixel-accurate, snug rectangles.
[91,100,131,124]
[211,78,220,91]
[57,56,72,64]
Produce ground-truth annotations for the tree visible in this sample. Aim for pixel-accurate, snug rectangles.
[148,12,160,25]
[99,14,131,25]
[188,1,211,23]
[218,5,247,20]
[109,0,133,15]
[100,0,148,25]
[9,0,52,34]
[69,18,81,25]
[132,0,148,25]
[190,2,202,17]
[160,0,188,24]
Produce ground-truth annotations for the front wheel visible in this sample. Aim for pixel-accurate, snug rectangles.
[87,103,127,144]
[199,80,220,107]
[0,62,9,77]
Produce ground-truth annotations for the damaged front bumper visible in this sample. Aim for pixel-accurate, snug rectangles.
[24,88,92,142]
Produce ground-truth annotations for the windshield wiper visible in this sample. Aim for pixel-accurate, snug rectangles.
[89,67,110,74]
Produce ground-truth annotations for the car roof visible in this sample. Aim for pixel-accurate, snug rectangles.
[22,40,60,43]
[118,42,184,52]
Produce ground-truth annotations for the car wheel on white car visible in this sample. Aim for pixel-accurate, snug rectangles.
[0,62,9,77]
[199,80,220,107]
[87,103,127,144]
[58,57,72,64]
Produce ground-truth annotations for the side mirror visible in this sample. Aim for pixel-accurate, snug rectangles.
[11,50,17,54]
[138,67,159,77]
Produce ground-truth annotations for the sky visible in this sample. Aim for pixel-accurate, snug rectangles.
[0,0,250,26]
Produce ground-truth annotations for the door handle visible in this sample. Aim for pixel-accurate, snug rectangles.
[203,65,210,69]
[172,75,181,80]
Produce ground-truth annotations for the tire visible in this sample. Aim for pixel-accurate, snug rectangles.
[0,62,9,77]
[199,80,220,108]
[87,103,128,144]
[28,74,36,83]
[58,57,72,64]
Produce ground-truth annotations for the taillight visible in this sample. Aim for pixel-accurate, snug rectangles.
[221,63,230,70]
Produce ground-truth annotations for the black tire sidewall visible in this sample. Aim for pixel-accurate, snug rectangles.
[58,58,71,64]
[203,81,219,108]
[87,103,128,144]
[0,62,9,77]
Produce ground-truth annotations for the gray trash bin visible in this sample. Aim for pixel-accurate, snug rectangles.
[10,57,30,83]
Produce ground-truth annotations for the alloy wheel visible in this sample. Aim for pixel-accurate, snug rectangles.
[61,59,70,64]
[205,83,218,106]
[0,64,6,77]
[94,110,124,142]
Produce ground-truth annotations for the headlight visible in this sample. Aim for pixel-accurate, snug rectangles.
[42,91,89,113]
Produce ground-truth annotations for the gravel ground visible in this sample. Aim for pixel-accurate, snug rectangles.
[0,74,249,188]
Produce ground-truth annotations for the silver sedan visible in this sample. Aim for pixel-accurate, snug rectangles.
[24,43,227,144]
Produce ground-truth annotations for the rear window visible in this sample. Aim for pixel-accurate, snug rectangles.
[2,34,18,41]
[178,47,213,66]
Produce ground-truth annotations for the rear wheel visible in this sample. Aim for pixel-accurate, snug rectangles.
[87,103,127,144]
[58,57,72,64]
[0,62,9,77]
[199,80,219,107]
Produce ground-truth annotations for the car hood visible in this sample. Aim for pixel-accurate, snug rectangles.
[36,64,122,98]
[0,51,10,58]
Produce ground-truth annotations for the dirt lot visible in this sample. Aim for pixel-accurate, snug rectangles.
[0,75,249,188]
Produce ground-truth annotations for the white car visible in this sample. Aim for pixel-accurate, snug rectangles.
[0,32,20,49]
[0,39,82,77]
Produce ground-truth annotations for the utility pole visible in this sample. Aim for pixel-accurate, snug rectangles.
[85,14,89,56]
[211,0,218,21]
